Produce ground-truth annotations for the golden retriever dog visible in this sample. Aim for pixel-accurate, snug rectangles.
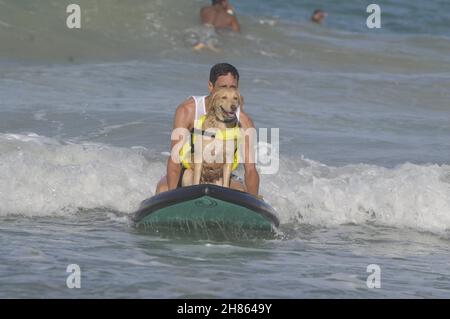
[182,88,242,188]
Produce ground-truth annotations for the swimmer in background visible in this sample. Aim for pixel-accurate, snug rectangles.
[311,9,328,24]
[193,0,240,52]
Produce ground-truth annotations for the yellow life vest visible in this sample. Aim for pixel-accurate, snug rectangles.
[179,115,241,170]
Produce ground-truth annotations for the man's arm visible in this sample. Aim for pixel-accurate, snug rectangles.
[230,16,240,32]
[167,100,194,191]
[239,111,259,196]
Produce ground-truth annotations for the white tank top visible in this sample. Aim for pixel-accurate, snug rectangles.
[192,95,240,122]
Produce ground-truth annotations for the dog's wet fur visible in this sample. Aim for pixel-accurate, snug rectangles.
[183,88,242,188]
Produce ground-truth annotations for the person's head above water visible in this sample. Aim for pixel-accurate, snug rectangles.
[311,9,327,24]
[212,0,226,7]
[208,63,240,93]
[211,0,233,13]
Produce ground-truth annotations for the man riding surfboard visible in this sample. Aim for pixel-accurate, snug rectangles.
[155,63,260,196]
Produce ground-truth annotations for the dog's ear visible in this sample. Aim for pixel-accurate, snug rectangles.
[209,90,221,111]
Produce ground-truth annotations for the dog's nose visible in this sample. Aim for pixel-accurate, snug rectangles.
[231,105,237,112]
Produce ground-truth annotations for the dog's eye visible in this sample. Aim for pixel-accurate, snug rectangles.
[221,96,227,100]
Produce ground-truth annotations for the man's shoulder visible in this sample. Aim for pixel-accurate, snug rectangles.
[174,97,196,124]
[200,6,213,16]
[239,110,253,121]
[239,110,255,128]
[201,5,212,12]
[177,96,195,111]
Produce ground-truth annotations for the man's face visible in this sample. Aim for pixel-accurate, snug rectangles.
[208,73,239,93]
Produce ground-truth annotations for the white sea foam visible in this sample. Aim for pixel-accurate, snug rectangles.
[0,133,163,217]
[263,157,450,233]
[1,133,450,234]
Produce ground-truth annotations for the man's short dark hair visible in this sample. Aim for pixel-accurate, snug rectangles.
[313,9,325,15]
[209,63,240,84]
[212,0,224,5]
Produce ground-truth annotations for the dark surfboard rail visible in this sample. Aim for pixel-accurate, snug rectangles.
[132,184,280,228]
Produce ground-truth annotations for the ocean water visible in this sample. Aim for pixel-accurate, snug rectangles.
[1,0,450,298]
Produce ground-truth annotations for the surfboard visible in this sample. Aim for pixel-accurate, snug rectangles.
[132,184,279,239]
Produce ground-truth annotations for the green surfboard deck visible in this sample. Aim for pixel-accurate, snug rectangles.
[133,184,279,239]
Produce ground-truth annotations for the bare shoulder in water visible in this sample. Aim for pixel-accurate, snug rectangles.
[201,4,240,32]
[192,1,240,52]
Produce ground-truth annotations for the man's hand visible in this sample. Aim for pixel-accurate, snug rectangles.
[244,163,260,196]
[230,16,240,32]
